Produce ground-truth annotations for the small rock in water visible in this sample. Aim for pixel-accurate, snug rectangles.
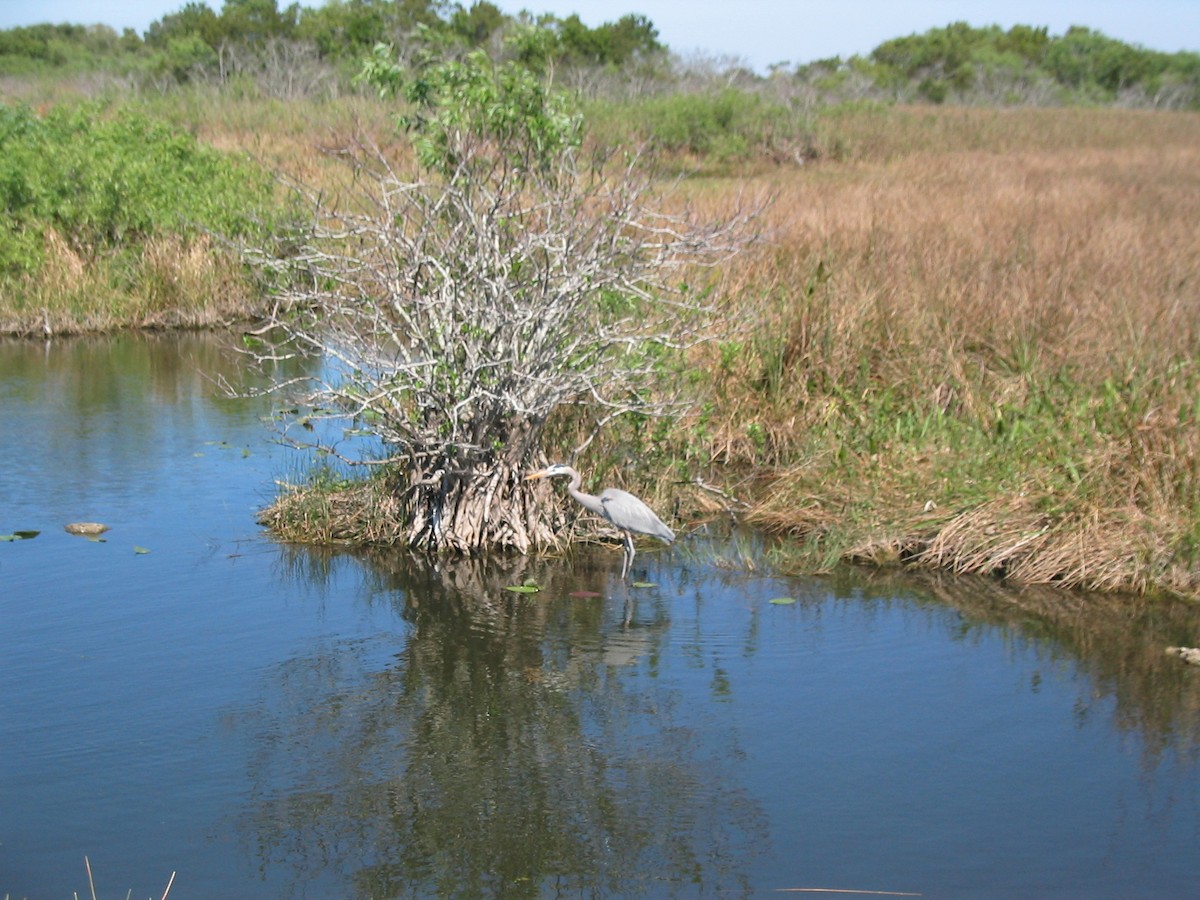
[65,522,110,536]
[1166,646,1200,666]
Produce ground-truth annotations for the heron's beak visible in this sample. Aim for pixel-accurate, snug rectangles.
[524,470,547,481]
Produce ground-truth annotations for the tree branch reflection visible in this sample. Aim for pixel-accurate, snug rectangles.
[235,549,765,897]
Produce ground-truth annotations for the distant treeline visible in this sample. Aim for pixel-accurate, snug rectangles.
[0,1,660,81]
[814,21,1200,108]
[2,1,1198,109]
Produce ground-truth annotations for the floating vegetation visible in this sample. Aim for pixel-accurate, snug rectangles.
[506,579,541,594]
[0,530,39,541]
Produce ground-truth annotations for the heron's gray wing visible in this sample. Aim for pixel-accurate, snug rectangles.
[599,489,675,543]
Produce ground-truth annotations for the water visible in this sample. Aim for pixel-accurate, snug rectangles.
[2,333,1199,898]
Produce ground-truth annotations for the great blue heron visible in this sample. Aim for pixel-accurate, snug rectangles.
[525,463,675,579]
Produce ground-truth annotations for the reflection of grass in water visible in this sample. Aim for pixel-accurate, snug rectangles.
[857,568,1200,766]
[242,542,1200,895]
[80,855,175,900]
[667,523,795,577]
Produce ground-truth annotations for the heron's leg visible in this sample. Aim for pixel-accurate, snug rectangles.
[621,532,636,579]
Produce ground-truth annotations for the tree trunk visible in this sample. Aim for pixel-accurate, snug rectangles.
[401,453,564,555]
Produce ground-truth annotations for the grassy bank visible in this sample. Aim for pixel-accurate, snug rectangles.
[257,105,1200,599]
[688,107,1200,596]
[3,89,1197,597]
[0,99,288,335]
[201,100,1200,599]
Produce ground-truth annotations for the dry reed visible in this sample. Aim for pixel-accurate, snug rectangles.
[10,91,1194,595]
[250,104,1200,598]
[704,107,1200,597]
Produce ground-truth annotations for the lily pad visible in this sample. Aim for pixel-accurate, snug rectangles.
[505,584,540,594]
[769,597,797,605]
[134,546,151,555]
[1,530,40,541]
[631,581,657,588]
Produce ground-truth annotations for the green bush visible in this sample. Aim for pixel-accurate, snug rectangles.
[588,89,803,162]
[0,101,277,276]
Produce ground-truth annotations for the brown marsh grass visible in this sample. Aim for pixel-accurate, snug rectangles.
[5,87,1197,596]
[0,232,258,334]
[230,100,1200,598]
[696,107,1200,596]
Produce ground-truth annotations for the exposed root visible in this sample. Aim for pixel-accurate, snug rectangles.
[259,462,569,555]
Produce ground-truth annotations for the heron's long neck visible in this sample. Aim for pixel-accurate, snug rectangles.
[565,470,605,516]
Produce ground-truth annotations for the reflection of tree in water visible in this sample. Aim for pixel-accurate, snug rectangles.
[0,330,310,509]
[239,549,765,898]
[839,568,1200,766]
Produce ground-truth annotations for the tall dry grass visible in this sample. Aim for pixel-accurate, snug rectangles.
[187,99,1200,596]
[695,107,1200,596]
[8,84,1195,594]
[0,232,259,334]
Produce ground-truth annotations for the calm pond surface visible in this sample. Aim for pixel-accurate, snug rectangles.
[2,332,1199,899]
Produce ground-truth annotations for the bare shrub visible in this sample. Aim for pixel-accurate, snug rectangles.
[248,50,758,552]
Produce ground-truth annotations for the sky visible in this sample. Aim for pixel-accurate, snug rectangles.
[2,0,1198,72]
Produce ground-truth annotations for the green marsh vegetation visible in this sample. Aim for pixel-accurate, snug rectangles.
[702,110,1200,596]
[1,5,1198,598]
[0,100,289,333]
